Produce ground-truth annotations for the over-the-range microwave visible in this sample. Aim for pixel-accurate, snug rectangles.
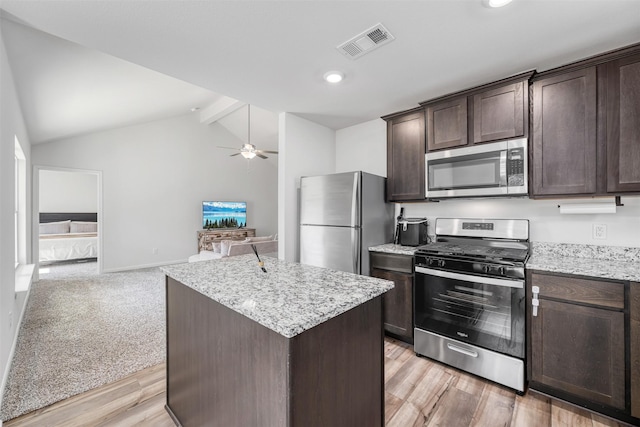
[425,138,528,199]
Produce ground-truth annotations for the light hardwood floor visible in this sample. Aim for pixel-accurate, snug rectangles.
[5,338,628,427]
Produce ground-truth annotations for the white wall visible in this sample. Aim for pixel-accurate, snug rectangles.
[336,118,387,177]
[336,121,640,248]
[32,113,278,272]
[0,30,32,412]
[39,170,98,213]
[278,113,335,262]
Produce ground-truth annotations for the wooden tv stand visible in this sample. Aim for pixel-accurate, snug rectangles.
[197,228,256,252]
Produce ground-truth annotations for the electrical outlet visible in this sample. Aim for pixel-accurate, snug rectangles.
[593,224,607,240]
[152,248,158,255]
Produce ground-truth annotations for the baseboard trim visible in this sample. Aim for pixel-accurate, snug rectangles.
[1,267,34,417]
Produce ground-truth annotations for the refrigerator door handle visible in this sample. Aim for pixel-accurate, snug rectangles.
[352,227,360,274]
[351,172,359,227]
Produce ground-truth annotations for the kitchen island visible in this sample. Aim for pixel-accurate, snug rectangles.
[161,254,393,427]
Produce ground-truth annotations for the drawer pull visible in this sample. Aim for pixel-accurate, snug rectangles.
[447,343,478,358]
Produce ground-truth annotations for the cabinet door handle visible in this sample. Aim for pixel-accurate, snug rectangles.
[532,285,540,317]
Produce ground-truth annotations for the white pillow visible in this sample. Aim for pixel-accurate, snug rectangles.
[212,242,222,253]
[70,221,97,233]
[220,240,237,256]
[244,235,273,243]
[40,220,70,235]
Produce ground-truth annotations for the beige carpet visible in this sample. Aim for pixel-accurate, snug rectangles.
[0,264,165,422]
[38,258,99,279]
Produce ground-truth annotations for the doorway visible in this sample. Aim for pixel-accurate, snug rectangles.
[34,166,102,280]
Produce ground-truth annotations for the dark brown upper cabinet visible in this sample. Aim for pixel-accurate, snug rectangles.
[473,81,525,143]
[532,67,598,196]
[425,97,467,151]
[382,108,426,202]
[603,52,640,193]
[420,71,532,153]
[531,43,640,198]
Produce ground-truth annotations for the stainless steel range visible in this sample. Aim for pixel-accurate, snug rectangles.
[414,218,529,392]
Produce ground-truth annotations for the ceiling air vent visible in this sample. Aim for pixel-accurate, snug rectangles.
[337,23,395,60]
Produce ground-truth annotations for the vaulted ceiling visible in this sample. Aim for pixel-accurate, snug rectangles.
[1,1,639,145]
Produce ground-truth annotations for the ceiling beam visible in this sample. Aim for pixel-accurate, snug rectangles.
[199,97,246,124]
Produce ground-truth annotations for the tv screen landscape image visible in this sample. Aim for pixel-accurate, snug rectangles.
[202,201,247,229]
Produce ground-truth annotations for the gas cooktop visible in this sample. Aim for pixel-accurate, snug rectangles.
[417,241,530,263]
[415,218,531,264]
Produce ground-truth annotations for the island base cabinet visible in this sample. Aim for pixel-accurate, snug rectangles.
[166,277,384,427]
[632,282,640,418]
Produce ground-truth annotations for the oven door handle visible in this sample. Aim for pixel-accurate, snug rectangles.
[415,266,524,289]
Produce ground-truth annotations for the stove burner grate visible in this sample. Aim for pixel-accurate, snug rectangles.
[417,242,529,263]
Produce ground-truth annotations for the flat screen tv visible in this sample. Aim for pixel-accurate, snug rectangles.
[202,201,247,229]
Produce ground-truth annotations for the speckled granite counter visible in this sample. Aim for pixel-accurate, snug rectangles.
[161,254,393,338]
[527,242,640,282]
[369,243,420,256]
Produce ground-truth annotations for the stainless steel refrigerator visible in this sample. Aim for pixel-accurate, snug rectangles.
[299,171,394,275]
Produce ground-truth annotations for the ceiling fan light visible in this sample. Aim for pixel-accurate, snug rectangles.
[241,151,256,159]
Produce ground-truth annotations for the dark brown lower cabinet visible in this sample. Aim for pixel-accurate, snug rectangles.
[370,251,414,343]
[528,271,638,425]
[531,298,625,408]
[631,282,640,418]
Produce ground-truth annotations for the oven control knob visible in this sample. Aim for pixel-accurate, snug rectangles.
[438,260,446,268]
[498,267,505,276]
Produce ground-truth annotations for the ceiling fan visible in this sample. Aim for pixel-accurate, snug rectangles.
[217,105,278,159]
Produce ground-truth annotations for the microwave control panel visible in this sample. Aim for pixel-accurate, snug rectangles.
[507,148,525,186]
[507,148,525,175]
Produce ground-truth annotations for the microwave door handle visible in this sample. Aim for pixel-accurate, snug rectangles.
[499,150,507,186]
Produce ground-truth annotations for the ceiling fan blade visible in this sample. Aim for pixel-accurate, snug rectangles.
[256,153,268,159]
[258,150,279,154]
[230,153,241,157]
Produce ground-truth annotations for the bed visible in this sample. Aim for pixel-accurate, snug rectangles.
[39,213,98,263]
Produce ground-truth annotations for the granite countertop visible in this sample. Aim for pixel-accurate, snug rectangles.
[527,242,640,282]
[161,255,394,338]
[369,243,420,256]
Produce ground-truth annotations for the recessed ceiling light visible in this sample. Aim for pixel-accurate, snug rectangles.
[483,0,513,7]
[323,71,344,83]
